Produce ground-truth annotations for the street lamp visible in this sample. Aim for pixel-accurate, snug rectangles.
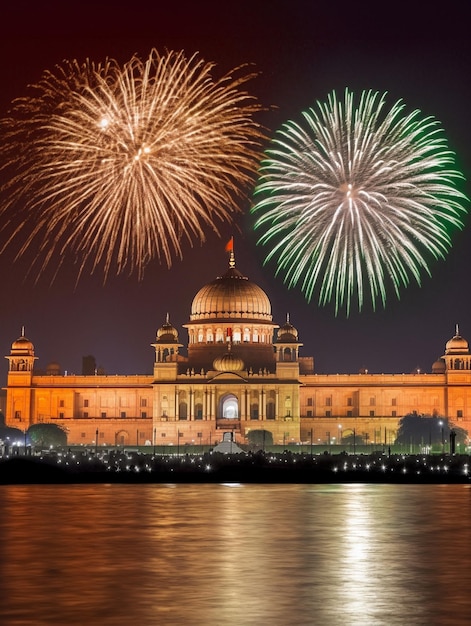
[338,424,342,448]
[95,428,99,456]
[439,420,444,453]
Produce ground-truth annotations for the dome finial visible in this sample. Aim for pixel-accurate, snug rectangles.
[456,323,460,336]
[286,312,290,323]
[166,312,170,324]
[225,236,235,268]
[21,325,25,337]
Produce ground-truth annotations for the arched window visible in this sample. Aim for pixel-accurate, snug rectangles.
[179,402,188,420]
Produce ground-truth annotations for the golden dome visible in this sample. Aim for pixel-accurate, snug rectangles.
[213,351,245,372]
[276,314,298,342]
[11,332,34,354]
[445,326,469,355]
[432,358,446,373]
[156,314,179,343]
[190,262,272,322]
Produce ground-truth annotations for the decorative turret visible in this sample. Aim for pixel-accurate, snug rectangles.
[152,314,182,364]
[275,314,303,363]
[6,328,37,372]
[440,324,471,371]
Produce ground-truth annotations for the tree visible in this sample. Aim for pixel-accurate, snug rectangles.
[247,429,273,447]
[28,424,67,448]
[0,426,25,444]
[395,413,467,448]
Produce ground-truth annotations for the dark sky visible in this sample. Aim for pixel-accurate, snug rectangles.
[1,1,471,380]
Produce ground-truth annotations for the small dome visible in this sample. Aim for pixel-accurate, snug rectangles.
[213,351,245,373]
[11,333,34,354]
[156,314,179,343]
[445,328,469,355]
[432,358,446,374]
[277,315,298,342]
[46,361,61,375]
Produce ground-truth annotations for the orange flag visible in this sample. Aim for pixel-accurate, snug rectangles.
[225,237,234,252]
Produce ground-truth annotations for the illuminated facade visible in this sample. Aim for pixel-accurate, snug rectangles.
[4,253,471,447]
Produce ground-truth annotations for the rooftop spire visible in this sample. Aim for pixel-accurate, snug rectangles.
[225,236,235,268]
[456,323,460,336]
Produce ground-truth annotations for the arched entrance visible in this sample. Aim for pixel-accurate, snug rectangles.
[115,430,129,446]
[220,394,239,419]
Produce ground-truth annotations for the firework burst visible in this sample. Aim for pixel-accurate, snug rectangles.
[0,50,264,279]
[251,89,468,314]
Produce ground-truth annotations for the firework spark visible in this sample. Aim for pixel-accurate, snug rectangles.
[252,89,468,314]
[0,50,264,279]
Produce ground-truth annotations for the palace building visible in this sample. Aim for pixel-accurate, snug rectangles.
[3,251,471,447]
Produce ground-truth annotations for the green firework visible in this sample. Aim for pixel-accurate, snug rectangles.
[252,89,468,314]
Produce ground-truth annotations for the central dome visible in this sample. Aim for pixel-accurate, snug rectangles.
[190,264,272,322]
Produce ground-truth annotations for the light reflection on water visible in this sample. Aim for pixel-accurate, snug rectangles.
[0,483,470,625]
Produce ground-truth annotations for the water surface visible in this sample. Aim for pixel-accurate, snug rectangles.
[0,483,470,625]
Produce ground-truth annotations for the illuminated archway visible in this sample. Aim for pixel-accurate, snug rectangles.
[220,394,238,419]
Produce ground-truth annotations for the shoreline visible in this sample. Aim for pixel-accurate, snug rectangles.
[0,451,469,485]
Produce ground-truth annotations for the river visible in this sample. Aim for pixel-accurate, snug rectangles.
[0,483,470,625]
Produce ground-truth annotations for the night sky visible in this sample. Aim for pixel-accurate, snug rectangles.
[1,1,470,380]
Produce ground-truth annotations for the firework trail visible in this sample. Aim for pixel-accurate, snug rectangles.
[0,49,264,279]
[252,89,467,314]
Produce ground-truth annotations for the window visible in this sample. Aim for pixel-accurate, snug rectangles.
[347,397,352,406]
[457,410,463,418]
[120,411,126,419]
[141,398,147,407]
[370,397,375,406]
[326,397,332,407]
[326,410,331,417]
[141,411,147,419]
[81,432,86,438]
[307,398,313,407]
[59,400,64,407]
[161,433,166,438]
[101,412,106,419]
[347,410,352,417]
[84,399,89,407]
[59,412,64,419]
[84,412,89,418]
[307,410,313,417]
[369,410,375,417]
[392,398,397,406]
[392,410,397,417]
[14,410,21,419]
